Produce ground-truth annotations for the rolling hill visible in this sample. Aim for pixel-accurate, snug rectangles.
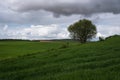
[0,36,120,80]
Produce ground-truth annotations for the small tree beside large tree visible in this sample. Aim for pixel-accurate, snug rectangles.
[68,19,97,43]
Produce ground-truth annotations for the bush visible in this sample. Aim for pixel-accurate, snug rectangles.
[59,42,69,49]
[99,37,105,41]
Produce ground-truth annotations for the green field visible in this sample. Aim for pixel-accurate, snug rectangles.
[0,41,64,60]
[0,36,120,80]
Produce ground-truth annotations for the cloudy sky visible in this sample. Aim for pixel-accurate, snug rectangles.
[0,0,120,40]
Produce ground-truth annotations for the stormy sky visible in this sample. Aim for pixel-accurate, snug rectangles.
[0,0,120,40]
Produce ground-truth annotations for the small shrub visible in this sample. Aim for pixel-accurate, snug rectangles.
[59,42,69,49]
[99,37,105,41]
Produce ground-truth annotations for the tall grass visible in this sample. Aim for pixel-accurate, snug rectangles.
[0,36,120,80]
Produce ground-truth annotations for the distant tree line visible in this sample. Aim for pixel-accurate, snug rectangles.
[0,39,30,41]
[99,34,120,41]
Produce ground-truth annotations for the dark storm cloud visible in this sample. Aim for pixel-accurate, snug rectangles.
[0,0,120,40]
[10,0,120,16]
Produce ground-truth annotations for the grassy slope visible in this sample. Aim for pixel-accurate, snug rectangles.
[0,36,120,80]
[0,41,62,60]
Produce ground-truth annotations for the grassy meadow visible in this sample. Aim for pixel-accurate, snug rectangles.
[0,41,63,60]
[0,36,120,80]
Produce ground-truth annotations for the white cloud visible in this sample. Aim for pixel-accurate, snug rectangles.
[3,25,8,30]
[0,24,69,40]
[92,13,120,26]
[0,23,119,40]
[97,25,120,37]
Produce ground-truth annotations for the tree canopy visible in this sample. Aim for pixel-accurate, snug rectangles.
[68,19,97,43]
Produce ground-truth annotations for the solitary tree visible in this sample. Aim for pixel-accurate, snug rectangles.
[68,19,97,43]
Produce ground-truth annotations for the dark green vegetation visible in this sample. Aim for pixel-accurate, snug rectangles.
[68,19,97,43]
[0,41,62,60]
[0,36,120,80]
